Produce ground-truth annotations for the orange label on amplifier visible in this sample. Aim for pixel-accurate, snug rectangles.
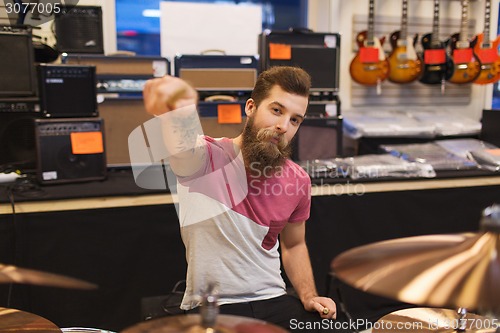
[424,49,446,64]
[217,104,242,124]
[269,43,292,60]
[359,47,379,63]
[71,132,104,154]
[453,48,473,63]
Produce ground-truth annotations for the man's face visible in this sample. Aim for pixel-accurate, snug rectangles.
[241,85,308,171]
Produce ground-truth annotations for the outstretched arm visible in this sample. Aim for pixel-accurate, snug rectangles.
[280,221,337,319]
[143,75,205,177]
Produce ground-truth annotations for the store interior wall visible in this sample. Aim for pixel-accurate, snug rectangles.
[30,0,500,120]
[309,0,500,120]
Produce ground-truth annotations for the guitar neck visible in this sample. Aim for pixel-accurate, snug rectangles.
[483,0,492,45]
[400,0,408,40]
[457,0,470,48]
[430,0,441,46]
[366,0,375,46]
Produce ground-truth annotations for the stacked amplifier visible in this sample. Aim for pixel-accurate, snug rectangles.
[34,63,106,184]
[62,54,170,168]
[259,29,343,160]
[0,25,39,174]
[174,54,259,139]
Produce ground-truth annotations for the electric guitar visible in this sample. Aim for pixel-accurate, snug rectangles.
[448,0,481,84]
[387,0,422,83]
[419,0,454,85]
[349,0,389,86]
[472,0,500,84]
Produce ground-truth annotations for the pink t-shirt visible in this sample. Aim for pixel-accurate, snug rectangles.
[176,137,311,309]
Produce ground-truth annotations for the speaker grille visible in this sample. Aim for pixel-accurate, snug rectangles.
[55,6,104,54]
[0,29,36,96]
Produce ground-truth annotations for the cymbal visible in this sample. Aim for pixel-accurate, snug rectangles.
[0,307,62,332]
[331,231,500,313]
[372,307,498,333]
[0,263,97,290]
[122,314,289,333]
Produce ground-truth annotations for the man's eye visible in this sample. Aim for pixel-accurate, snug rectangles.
[272,108,281,114]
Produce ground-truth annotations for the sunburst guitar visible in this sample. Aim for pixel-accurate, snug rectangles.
[387,0,422,83]
[448,0,481,84]
[388,33,422,83]
[350,31,390,86]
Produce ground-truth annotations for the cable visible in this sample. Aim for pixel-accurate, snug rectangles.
[5,185,17,308]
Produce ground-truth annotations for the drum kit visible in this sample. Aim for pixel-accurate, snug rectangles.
[331,204,500,333]
[0,264,98,332]
[3,204,499,332]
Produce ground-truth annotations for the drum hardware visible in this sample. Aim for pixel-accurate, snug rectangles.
[61,328,116,333]
[123,283,288,333]
[0,263,97,289]
[331,204,500,315]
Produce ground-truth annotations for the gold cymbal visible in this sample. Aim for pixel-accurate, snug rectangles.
[372,307,498,333]
[122,314,289,333]
[331,232,500,313]
[0,307,62,332]
[0,263,97,290]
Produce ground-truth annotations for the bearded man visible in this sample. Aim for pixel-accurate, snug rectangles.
[142,66,337,331]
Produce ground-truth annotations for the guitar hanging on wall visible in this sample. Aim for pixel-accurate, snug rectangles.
[419,0,454,88]
[387,0,422,84]
[472,0,500,84]
[349,0,389,89]
[448,0,481,84]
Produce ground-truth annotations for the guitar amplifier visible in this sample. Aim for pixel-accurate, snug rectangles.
[35,118,107,184]
[62,54,170,94]
[37,64,98,118]
[258,30,341,92]
[55,6,104,54]
[0,26,37,97]
[174,55,258,92]
[293,117,343,161]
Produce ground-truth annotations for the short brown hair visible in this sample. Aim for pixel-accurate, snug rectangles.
[251,66,311,107]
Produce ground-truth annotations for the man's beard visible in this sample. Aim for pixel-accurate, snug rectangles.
[241,116,292,176]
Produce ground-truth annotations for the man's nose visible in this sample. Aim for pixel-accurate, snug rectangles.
[275,117,289,133]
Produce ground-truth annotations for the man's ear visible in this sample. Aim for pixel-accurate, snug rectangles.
[245,98,256,117]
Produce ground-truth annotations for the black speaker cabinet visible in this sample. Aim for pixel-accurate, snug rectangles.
[37,64,98,118]
[481,109,500,147]
[35,118,107,184]
[0,111,39,172]
[55,6,104,54]
[292,116,343,161]
[259,30,340,92]
[0,26,37,97]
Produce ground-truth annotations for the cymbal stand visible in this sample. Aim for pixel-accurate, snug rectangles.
[200,283,219,329]
[457,307,467,332]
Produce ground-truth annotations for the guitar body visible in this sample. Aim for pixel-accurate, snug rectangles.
[419,33,454,84]
[448,33,481,84]
[387,31,422,83]
[472,32,500,84]
[350,31,390,86]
